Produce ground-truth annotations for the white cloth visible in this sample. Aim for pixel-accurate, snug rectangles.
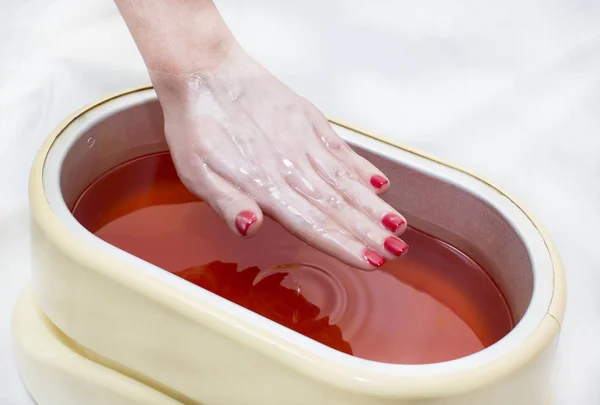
[1,1,599,403]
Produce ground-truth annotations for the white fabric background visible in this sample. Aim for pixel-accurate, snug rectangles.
[1,0,599,403]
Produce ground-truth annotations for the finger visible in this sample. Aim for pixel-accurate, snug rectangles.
[284,168,408,259]
[308,107,391,194]
[258,182,386,271]
[308,152,408,235]
[175,156,264,238]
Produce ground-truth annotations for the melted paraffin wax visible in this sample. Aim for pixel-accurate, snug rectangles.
[72,152,514,364]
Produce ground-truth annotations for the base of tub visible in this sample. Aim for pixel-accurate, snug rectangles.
[12,286,180,405]
[11,285,554,405]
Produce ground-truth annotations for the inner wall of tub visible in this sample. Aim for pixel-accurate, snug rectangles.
[58,100,533,323]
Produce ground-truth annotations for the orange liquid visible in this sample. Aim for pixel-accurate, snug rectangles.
[72,152,513,364]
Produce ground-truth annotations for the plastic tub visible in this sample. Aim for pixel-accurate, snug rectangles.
[15,86,565,404]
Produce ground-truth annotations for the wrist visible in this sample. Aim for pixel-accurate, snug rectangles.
[150,42,253,109]
[116,0,237,76]
[146,30,238,77]
[149,70,201,116]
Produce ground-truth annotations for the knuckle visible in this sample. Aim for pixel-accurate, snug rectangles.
[304,221,337,245]
[325,164,353,188]
[321,195,345,211]
[323,134,344,151]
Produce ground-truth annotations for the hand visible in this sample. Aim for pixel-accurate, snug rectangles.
[151,44,408,271]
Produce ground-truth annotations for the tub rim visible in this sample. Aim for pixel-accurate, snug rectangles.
[11,285,556,404]
[29,85,566,398]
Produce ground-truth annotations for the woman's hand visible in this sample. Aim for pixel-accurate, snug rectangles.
[114,0,408,270]
[151,44,408,271]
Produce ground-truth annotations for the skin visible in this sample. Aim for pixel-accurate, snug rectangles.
[114,0,408,270]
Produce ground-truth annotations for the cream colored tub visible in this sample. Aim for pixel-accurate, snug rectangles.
[13,86,565,404]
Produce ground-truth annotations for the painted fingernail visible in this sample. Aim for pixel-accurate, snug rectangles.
[363,249,386,267]
[382,213,405,232]
[384,237,409,256]
[235,211,257,236]
[370,175,389,189]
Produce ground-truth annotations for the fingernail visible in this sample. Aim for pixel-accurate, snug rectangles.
[384,237,409,256]
[363,249,386,267]
[382,213,405,232]
[235,211,257,236]
[370,175,389,189]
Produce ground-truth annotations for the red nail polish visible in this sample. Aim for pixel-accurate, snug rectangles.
[235,211,257,236]
[370,175,389,189]
[363,249,386,267]
[384,237,409,256]
[382,213,405,232]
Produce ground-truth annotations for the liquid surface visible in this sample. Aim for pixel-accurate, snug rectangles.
[72,152,513,364]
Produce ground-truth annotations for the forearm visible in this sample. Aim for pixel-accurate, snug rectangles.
[114,0,236,75]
